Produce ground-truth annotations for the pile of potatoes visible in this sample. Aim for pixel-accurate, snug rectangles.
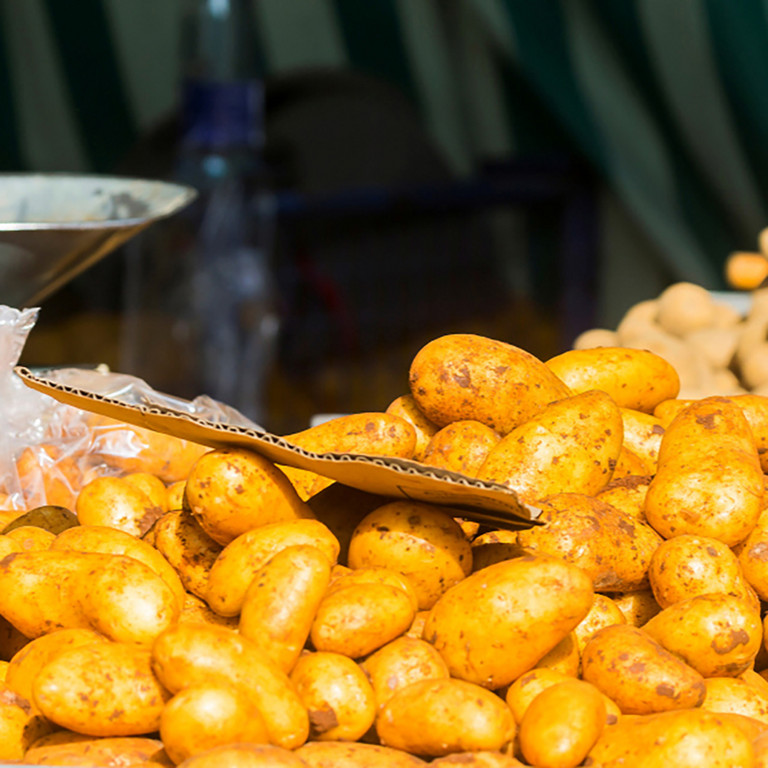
[573,281,768,399]
[7,334,768,766]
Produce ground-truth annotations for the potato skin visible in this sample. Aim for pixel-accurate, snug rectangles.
[476,390,623,503]
[386,394,440,462]
[644,397,764,546]
[544,347,680,412]
[587,708,754,767]
[23,733,171,767]
[642,593,762,678]
[347,501,472,610]
[423,555,594,689]
[581,624,706,715]
[32,642,170,736]
[408,333,570,434]
[376,677,516,756]
[296,740,428,768]
[185,448,315,545]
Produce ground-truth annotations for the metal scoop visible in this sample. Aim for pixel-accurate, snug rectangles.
[0,173,196,307]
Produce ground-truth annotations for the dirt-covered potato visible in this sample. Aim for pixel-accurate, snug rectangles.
[420,420,501,476]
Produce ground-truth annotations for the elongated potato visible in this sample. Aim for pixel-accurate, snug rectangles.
[346,501,472,610]
[476,390,623,503]
[700,676,768,723]
[206,519,339,617]
[385,393,440,461]
[32,642,170,736]
[185,448,315,545]
[545,347,679,412]
[290,651,376,742]
[408,333,570,434]
[587,708,754,767]
[581,625,706,715]
[377,677,516,756]
[642,593,762,678]
[325,566,419,612]
[23,732,172,767]
[517,493,662,592]
[4,526,54,552]
[420,420,501,477]
[176,744,307,768]
[644,397,763,546]
[238,544,332,672]
[151,623,309,749]
[423,555,593,689]
[296,741,428,768]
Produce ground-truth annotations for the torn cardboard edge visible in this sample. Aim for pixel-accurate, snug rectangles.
[15,366,542,531]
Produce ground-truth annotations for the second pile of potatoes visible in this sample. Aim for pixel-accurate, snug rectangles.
[4,331,768,766]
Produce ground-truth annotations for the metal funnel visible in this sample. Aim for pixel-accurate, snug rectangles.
[0,174,196,307]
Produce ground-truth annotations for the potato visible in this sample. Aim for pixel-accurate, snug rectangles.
[166,480,186,512]
[306,484,389,566]
[23,732,172,767]
[176,744,308,768]
[0,684,54,761]
[545,347,680,412]
[619,408,665,468]
[533,631,580,677]
[0,551,179,644]
[153,508,222,600]
[151,623,309,749]
[5,526,55,551]
[360,636,449,711]
[347,501,472,610]
[612,445,651,478]
[52,524,186,612]
[206,518,339,617]
[290,651,376,741]
[238,544,332,672]
[423,555,593,689]
[420,420,501,477]
[587,708,754,767]
[185,448,314,546]
[376,678,516,756]
[701,676,768,722]
[594,475,653,521]
[642,593,762,678]
[6,627,107,703]
[644,397,763,546]
[160,682,270,764]
[581,625,706,714]
[296,741,428,768]
[75,476,164,538]
[505,668,572,724]
[647,534,758,611]
[518,679,606,768]
[1,505,78,535]
[475,390,623,503]
[32,642,170,736]
[730,393,768,472]
[573,594,627,653]
[518,493,662,592]
[327,567,419,612]
[408,333,570,434]
[653,397,693,428]
[385,393,440,461]
[123,472,168,515]
[310,582,415,659]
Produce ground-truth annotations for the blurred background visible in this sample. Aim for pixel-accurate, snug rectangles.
[2,0,764,432]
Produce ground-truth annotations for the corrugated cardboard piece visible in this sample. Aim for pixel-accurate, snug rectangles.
[16,366,541,530]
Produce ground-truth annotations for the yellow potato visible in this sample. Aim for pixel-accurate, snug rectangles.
[51,524,186,612]
[359,636,450,711]
[123,472,168,515]
[152,508,222,600]
[611,590,662,627]
[647,534,758,611]
[327,566,419,612]
[423,555,593,689]
[545,347,680,412]
[296,741,429,768]
[385,393,440,462]
[310,582,415,659]
[4,526,55,552]
[206,518,339,617]
[165,480,186,512]
[533,631,580,677]
[151,623,309,749]
[238,544,332,672]
[408,333,570,434]
[505,668,572,724]
[612,445,651,478]
[701,676,768,723]
[587,708,754,767]
[174,743,307,768]
[185,448,315,545]
[160,682,270,764]
[737,508,768,601]
[644,397,763,546]
[581,624,706,715]
[475,390,623,504]
[290,651,376,741]
[32,642,170,736]
[420,420,501,477]
[23,732,172,767]
[573,594,627,653]
[6,627,107,703]
[376,677,516,756]
[517,679,606,768]
[516,493,662,592]
[642,593,762,678]
[347,501,472,609]
[0,683,54,761]
[619,407,665,469]
[594,475,653,521]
